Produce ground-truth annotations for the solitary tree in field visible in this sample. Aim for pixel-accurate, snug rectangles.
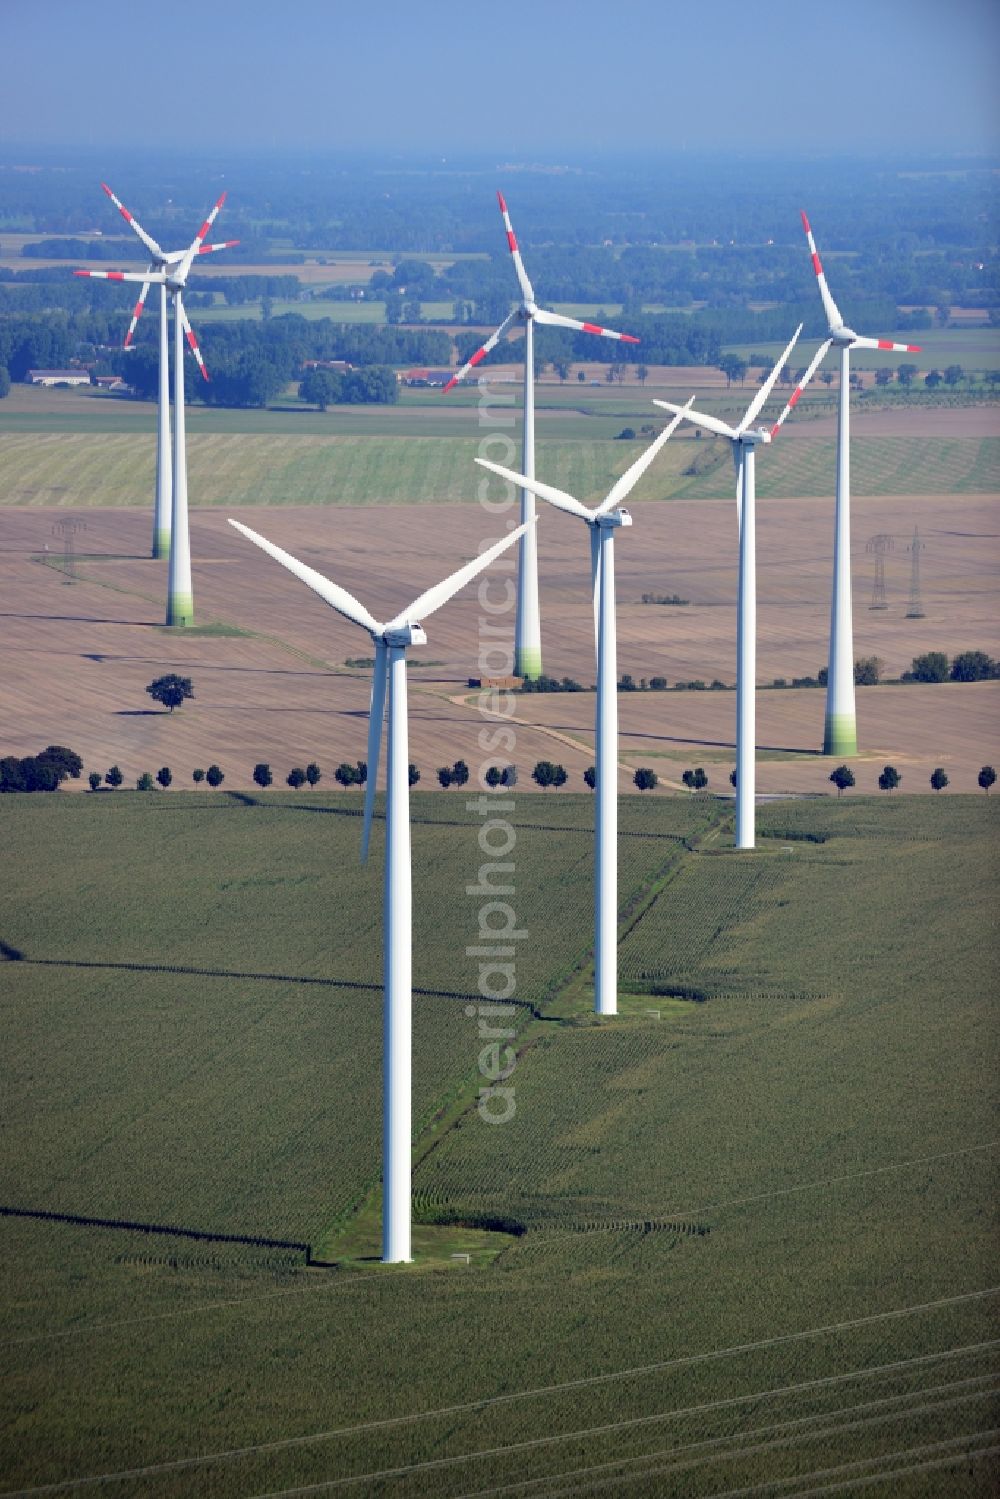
[146,674,194,713]
[156,766,172,789]
[88,771,101,791]
[729,768,737,788]
[192,768,205,784]
[908,652,949,683]
[305,762,322,787]
[137,772,155,791]
[355,761,367,785]
[634,768,657,791]
[950,651,997,683]
[408,764,420,786]
[451,759,470,788]
[682,769,696,789]
[930,767,949,792]
[693,767,708,789]
[637,364,648,386]
[437,766,453,788]
[979,766,996,795]
[875,367,894,386]
[854,656,884,686]
[878,765,901,793]
[253,763,273,788]
[583,765,597,790]
[485,766,503,788]
[287,767,306,789]
[897,363,918,387]
[299,368,341,411]
[105,765,123,789]
[829,765,855,797]
[38,745,83,781]
[334,763,358,788]
[206,765,224,788]
[501,765,517,788]
[717,353,747,388]
[532,760,567,788]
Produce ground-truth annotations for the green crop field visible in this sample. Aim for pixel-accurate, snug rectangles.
[1,423,997,507]
[195,299,459,324]
[1,790,996,1495]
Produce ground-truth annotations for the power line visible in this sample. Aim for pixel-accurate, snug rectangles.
[865,533,892,610]
[906,525,926,618]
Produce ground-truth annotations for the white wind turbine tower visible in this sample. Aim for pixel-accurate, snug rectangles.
[75,192,233,624]
[476,401,693,1016]
[91,184,237,560]
[773,211,922,757]
[228,517,530,1264]
[655,327,807,851]
[443,192,639,680]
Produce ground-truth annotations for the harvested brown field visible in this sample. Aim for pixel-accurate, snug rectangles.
[2,488,996,796]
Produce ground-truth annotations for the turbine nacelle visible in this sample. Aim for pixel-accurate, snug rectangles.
[831,324,858,347]
[593,508,632,530]
[380,624,427,648]
[738,428,771,448]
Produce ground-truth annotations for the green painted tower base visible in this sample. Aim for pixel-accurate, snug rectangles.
[166,594,194,628]
[515,645,543,680]
[152,532,170,561]
[823,713,858,757]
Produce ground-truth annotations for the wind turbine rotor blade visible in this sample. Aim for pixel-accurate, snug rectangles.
[388,521,532,629]
[73,269,155,284]
[533,307,640,343]
[178,303,210,381]
[652,399,738,441]
[124,279,152,348]
[770,338,833,437]
[360,642,387,865]
[177,191,228,279]
[597,396,696,513]
[198,240,240,255]
[227,520,384,635]
[851,335,923,353]
[497,191,534,304]
[474,458,593,521]
[441,309,518,393]
[101,181,164,260]
[801,209,844,331]
[737,323,803,433]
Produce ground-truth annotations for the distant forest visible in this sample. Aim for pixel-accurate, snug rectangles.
[1,148,996,404]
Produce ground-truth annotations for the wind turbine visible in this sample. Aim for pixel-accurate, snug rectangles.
[228,517,530,1264]
[75,192,234,624]
[655,327,806,851]
[773,212,921,757]
[476,401,693,1016]
[443,192,639,680]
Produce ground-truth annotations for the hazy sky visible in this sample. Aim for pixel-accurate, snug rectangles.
[3,0,998,156]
